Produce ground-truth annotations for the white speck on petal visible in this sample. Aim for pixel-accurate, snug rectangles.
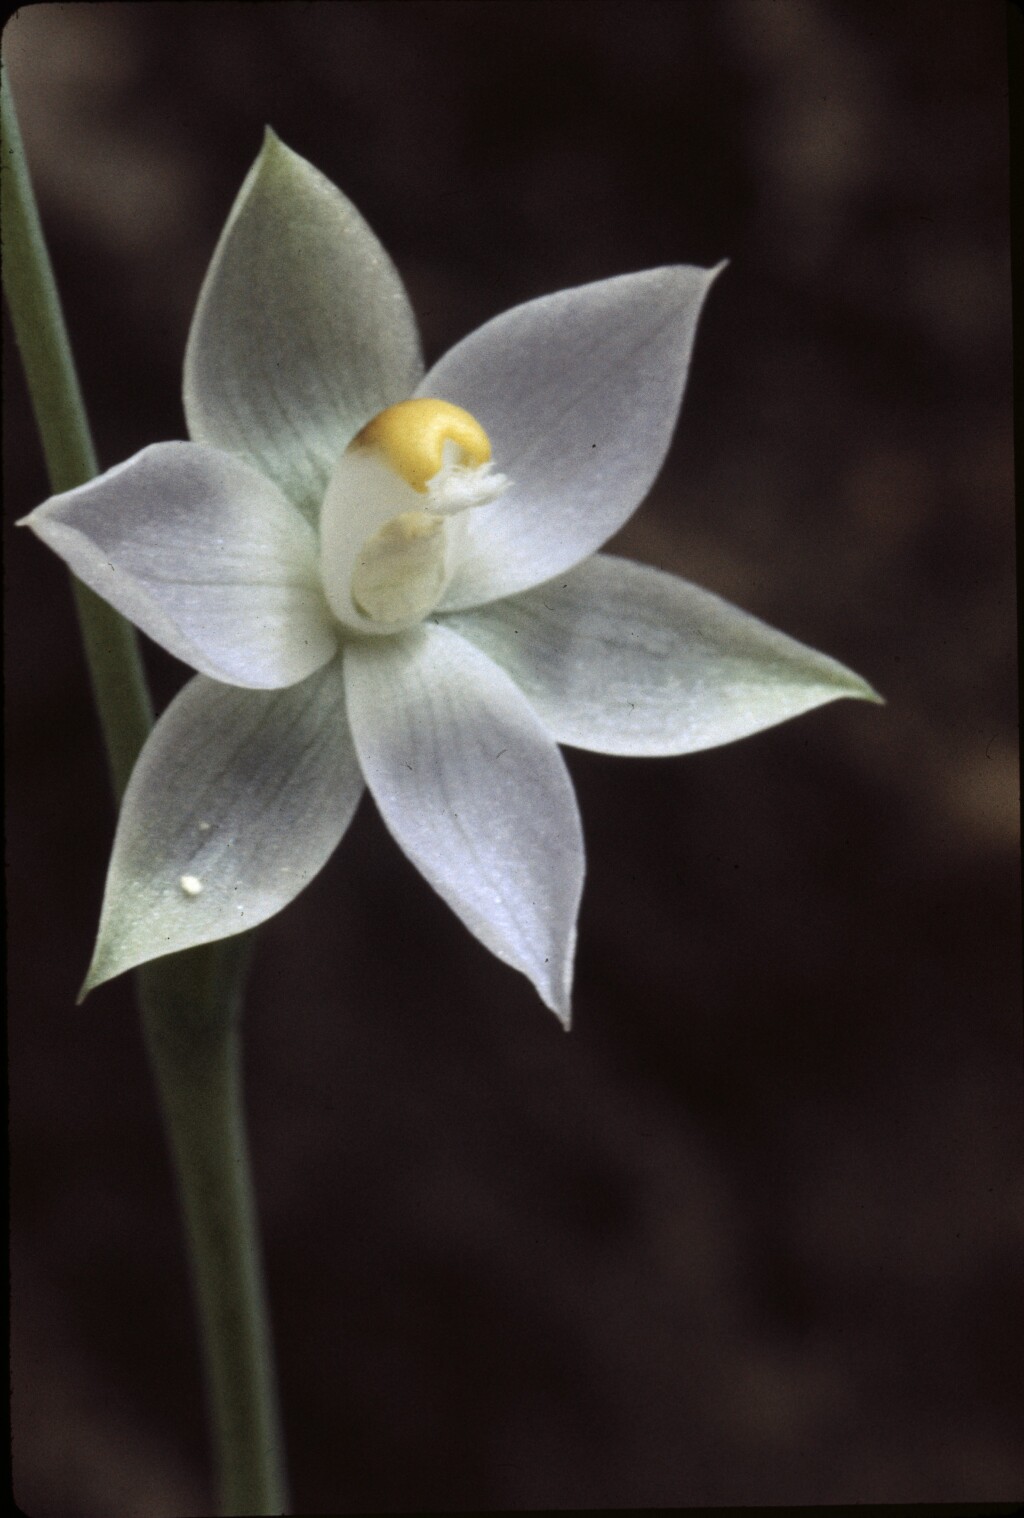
[179,874,203,896]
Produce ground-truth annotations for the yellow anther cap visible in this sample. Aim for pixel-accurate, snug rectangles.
[351,398,492,493]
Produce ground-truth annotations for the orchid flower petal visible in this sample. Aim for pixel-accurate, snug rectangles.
[443,555,881,756]
[82,660,362,994]
[184,130,424,523]
[419,266,722,610]
[21,442,337,688]
[344,623,584,1023]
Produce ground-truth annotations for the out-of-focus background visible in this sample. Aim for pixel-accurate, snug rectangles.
[4,3,1018,1512]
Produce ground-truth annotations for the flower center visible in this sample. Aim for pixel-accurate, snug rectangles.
[319,398,509,633]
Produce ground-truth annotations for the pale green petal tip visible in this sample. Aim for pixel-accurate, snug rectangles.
[553,996,573,1032]
[542,935,576,1030]
[259,123,288,167]
[212,125,304,252]
[538,975,572,1030]
[792,640,883,710]
[76,956,106,1006]
[77,935,127,1004]
[256,124,309,181]
[828,664,885,706]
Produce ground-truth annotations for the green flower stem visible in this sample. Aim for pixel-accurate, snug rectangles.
[140,941,287,1517]
[2,65,287,1516]
[1,60,151,799]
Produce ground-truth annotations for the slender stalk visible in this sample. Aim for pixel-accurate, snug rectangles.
[3,64,286,1514]
[1,59,152,798]
[140,941,287,1516]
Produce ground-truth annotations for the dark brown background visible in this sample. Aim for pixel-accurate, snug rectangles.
[5,3,1019,1513]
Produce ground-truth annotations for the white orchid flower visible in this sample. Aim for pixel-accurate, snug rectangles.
[21,131,878,1024]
